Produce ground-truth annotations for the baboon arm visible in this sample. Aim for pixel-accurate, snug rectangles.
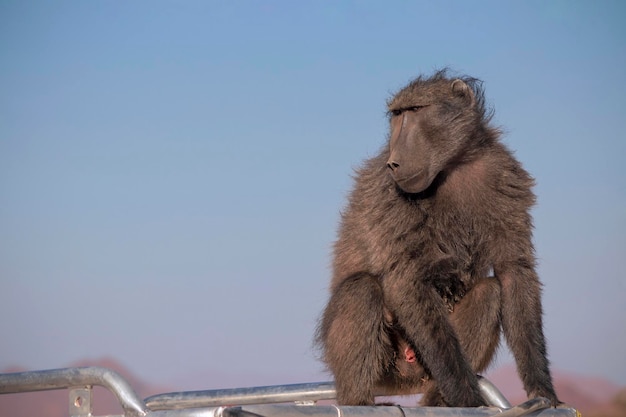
[496,263,558,405]
[384,273,485,407]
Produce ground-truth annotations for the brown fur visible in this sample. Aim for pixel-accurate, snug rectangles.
[316,70,558,407]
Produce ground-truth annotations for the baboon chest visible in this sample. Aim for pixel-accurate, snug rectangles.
[369,198,489,303]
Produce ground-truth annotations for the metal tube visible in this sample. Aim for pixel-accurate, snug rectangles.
[0,366,147,417]
[496,397,551,417]
[145,381,337,410]
[146,376,511,410]
[0,367,579,417]
[477,375,512,408]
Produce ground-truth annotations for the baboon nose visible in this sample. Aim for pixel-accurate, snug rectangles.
[387,161,400,171]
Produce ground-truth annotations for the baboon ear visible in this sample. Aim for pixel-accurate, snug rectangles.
[451,79,475,107]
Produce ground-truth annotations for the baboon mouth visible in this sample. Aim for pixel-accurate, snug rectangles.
[393,171,432,193]
[396,171,425,183]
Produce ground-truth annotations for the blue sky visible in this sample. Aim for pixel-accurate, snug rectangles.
[1,1,625,389]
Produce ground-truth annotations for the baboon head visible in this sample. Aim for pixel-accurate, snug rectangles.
[385,71,488,194]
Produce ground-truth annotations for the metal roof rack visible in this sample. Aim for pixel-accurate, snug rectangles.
[0,366,579,417]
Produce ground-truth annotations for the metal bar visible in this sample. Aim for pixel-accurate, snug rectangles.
[146,404,580,417]
[0,367,580,417]
[145,377,510,411]
[496,398,551,417]
[477,375,512,408]
[145,381,337,410]
[237,405,494,417]
[143,404,580,417]
[0,366,147,417]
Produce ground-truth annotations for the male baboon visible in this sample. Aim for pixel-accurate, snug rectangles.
[317,70,559,407]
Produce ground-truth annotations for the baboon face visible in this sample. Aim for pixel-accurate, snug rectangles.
[386,79,476,194]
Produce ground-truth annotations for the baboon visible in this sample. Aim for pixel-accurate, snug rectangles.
[316,70,559,407]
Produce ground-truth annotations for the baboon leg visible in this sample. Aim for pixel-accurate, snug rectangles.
[420,380,446,406]
[451,277,502,372]
[318,272,394,405]
[420,277,501,406]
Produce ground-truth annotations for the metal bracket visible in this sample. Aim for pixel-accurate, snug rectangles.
[69,386,93,417]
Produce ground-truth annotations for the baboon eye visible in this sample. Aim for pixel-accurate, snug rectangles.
[389,106,425,118]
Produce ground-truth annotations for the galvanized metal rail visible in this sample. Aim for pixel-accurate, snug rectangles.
[0,366,579,417]
[143,376,511,410]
